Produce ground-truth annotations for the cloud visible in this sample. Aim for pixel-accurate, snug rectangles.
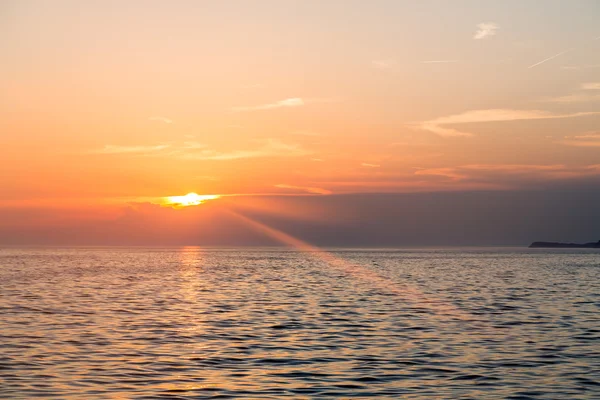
[415,164,600,187]
[574,133,600,138]
[274,184,332,195]
[149,116,173,124]
[422,60,459,64]
[473,22,499,40]
[528,49,571,68]
[372,60,395,69]
[232,98,305,112]
[558,132,600,147]
[179,139,311,160]
[95,144,171,154]
[541,93,600,103]
[414,167,466,180]
[95,139,310,160]
[561,141,600,148]
[361,163,380,168]
[175,141,208,152]
[582,82,600,90]
[290,130,320,136]
[540,82,600,103]
[416,109,600,137]
[560,64,600,71]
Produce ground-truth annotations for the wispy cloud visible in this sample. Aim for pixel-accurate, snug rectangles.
[417,109,600,137]
[415,164,600,187]
[290,130,320,136]
[372,60,395,69]
[528,49,572,68]
[178,139,311,160]
[561,64,600,71]
[422,60,459,64]
[582,82,600,90]
[473,22,499,40]
[558,132,600,147]
[95,144,170,154]
[149,116,173,124]
[574,133,600,139]
[540,82,600,103]
[541,93,600,103]
[274,184,332,195]
[361,163,380,168]
[232,98,304,112]
[95,139,310,160]
[180,141,207,150]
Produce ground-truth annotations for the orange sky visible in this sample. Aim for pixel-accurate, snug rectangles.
[1,1,600,244]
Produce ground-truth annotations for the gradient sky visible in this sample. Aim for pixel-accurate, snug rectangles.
[1,0,599,245]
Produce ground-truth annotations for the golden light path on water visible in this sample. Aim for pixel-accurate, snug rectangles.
[224,208,477,323]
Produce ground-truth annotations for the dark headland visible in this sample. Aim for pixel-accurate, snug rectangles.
[529,240,600,248]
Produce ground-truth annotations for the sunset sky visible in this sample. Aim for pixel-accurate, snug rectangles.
[2,0,600,245]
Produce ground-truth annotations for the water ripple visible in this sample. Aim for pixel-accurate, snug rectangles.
[1,247,599,398]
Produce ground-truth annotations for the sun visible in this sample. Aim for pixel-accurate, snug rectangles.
[162,193,220,208]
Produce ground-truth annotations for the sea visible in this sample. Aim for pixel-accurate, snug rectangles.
[1,247,599,399]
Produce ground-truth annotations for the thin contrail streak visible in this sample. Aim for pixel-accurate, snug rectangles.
[529,36,599,69]
[528,50,572,69]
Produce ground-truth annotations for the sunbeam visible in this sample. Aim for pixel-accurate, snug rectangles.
[224,208,475,322]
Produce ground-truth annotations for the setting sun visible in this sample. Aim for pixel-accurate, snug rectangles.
[162,193,220,208]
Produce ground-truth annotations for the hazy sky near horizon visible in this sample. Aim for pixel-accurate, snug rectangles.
[1,1,600,245]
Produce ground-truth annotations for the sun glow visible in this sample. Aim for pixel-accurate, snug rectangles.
[163,193,220,208]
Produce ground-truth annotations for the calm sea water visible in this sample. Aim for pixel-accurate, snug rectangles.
[1,247,599,399]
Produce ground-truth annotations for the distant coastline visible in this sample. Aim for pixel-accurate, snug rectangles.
[529,240,600,248]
